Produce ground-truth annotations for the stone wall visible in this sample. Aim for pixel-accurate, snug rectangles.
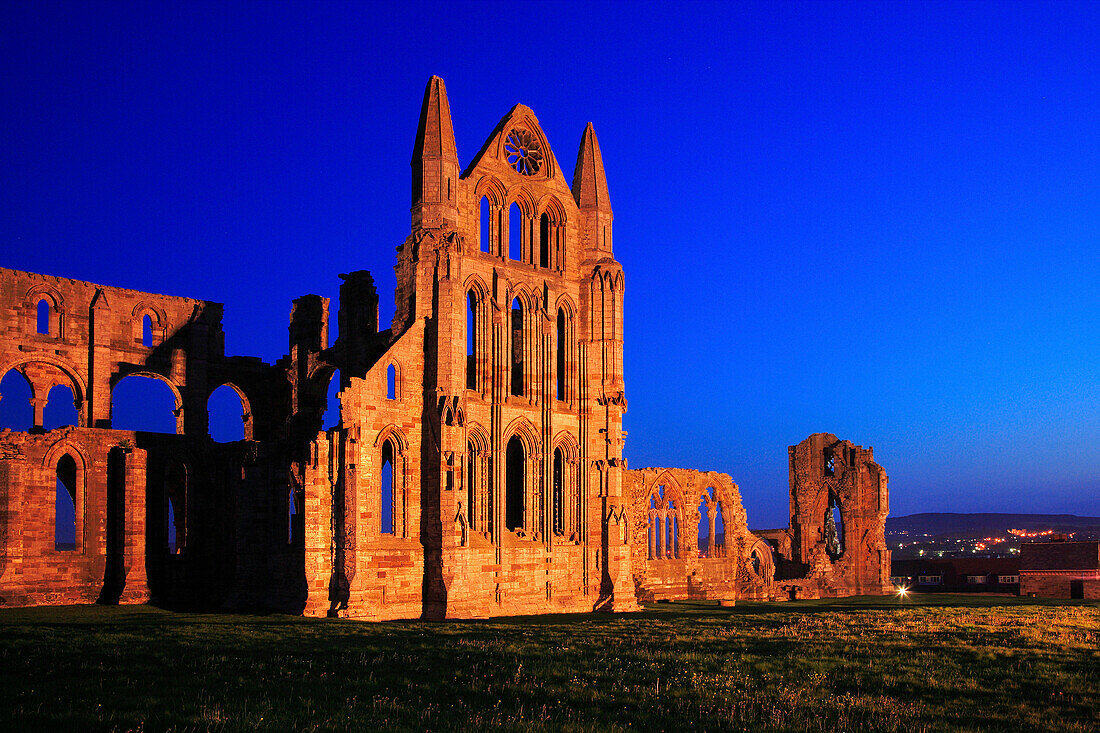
[755,433,892,599]
[0,77,893,617]
[624,467,774,603]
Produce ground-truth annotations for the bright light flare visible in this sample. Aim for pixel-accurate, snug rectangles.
[896,586,909,597]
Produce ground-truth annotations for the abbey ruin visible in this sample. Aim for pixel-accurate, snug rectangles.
[0,77,891,617]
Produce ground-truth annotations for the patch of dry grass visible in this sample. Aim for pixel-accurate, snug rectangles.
[0,595,1096,731]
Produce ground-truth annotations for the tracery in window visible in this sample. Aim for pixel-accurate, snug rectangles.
[505,129,542,175]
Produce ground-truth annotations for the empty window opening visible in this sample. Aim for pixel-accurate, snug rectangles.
[648,494,659,559]
[36,299,50,335]
[380,440,395,534]
[666,506,679,558]
[697,498,710,557]
[552,448,564,536]
[751,550,762,575]
[825,493,844,559]
[479,197,491,253]
[0,370,33,431]
[322,370,341,430]
[505,435,525,531]
[386,363,397,400]
[555,308,566,401]
[142,315,153,348]
[466,441,477,532]
[43,384,78,431]
[165,462,186,554]
[508,202,522,261]
[166,498,178,554]
[55,454,77,551]
[539,213,550,268]
[287,485,302,545]
[207,384,245,442]
[466,292,478,390]
[112,375,178,433]
[510,298,524,397]
[714,499,726,555]
[824,448,835,476]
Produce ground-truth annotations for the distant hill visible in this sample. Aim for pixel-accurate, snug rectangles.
[887,513,1100,537]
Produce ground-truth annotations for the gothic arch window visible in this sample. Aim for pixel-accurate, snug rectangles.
[508,202,523,262]
[386,363,397,400]
[480,197,492,253]
[43,384,78,431]
[465,425,491,539]
[112,374,182,434]
[825,492,844,559]
[555,305,575,402]
[539,199,567,272]
[697,494,711,558]
[208,384,251,442]
[465,440,482,537]
[2,361,87,431]
[381,439,396,534]
[165,462,187,554]
[466,290,478,391]
[374,427,409,538]
[131,305,166,348]
[539,213,551,268]
[37,299,50,335]
[323,369,341,430]
[30,292,62,338]
[0,369,33,431]
[648,493,659,560]
[555,439,581,541]
[552,447,564,536]
[288,477,304,546]
[647,481,683,560]
[666,499,680,559]
[505,434,525,532]
[55,453,78,551]
[466,440,477,531]
[510,297,524,397]
[697,487,726,558]
[713,496,725,556]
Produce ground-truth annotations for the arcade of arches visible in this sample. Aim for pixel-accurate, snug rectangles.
[0,76,890,615]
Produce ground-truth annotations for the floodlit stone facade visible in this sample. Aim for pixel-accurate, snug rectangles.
[0,77,889,616]
[756,433,892,598]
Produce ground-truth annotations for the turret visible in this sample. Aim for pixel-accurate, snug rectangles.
[571,122,614,255]
[336,270,379,377]
[411,75,460,229]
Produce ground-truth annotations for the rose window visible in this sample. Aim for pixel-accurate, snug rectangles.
[505,129,543,175]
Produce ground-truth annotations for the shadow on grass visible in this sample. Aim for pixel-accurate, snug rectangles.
[0,592,1095,630]
[462,592,1100,626]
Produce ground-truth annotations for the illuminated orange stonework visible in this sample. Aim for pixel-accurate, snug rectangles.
[0,77,888,615]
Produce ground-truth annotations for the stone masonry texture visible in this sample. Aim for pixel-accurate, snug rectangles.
[0,77,891,616]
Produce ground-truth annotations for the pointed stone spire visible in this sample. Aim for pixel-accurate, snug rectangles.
[411,76,460,228]
[412,75,458,166]
[571,122,612,214]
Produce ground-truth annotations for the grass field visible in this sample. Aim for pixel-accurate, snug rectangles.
[0,594,1096,732]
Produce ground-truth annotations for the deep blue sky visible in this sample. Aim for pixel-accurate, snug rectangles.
[3,1,1098,527]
